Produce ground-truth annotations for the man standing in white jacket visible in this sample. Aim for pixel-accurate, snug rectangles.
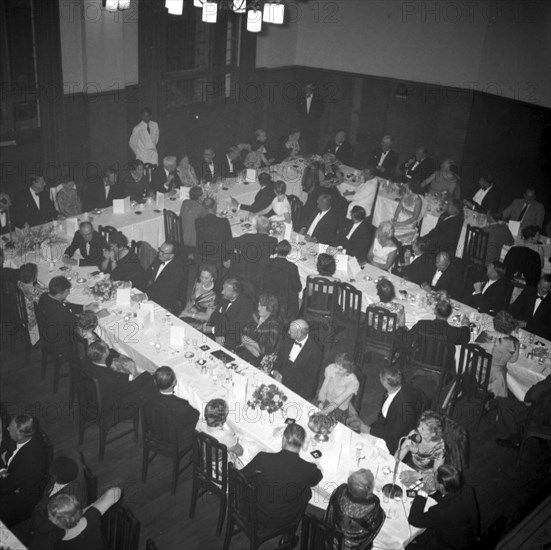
[129,107,159,165]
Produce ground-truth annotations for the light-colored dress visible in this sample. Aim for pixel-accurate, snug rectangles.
[180,282,218,329]
[410,438,446,493]
[318,364,360,424]
[393,194,423,245]
[423,171,460,199]
[177,164,198,187]
[372,239,397,270]
[244,146,267,169]
[196,419,243,468]
[270,196,292,220]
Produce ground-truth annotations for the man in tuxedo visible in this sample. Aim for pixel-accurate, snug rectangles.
[464,172,502,214]
[145,241,190,313]
[195,197,232,270]
[296,81,324,154]
[271,320,323,400]
[323,130,353,166]
[86,168,124,210]
[366,366,422,455]
[220,146,243,179]
[63,221,108,267]
[122,160,153,203]
[421,252,462,300]
[241,423,323,530]
[233,173,275,214]
[509,275,551,340]
[203,278,254,350]
[369,135,399,179]
[301,194,339,246]
[225,216,277,285]
[468,261,509,315]
[503,225,543,287]
[400,239,436,286]
[150,156,182,194]
[150,367,199,443]
[337,205,371,265]
[180,185,206,252]
[422,198,464,256]
[501,187,544,231]
[129,106,159,166]
[13,175,57,228]
[400,147,434,192]
[482,211,514,263]
[199,147,219,183]
[0,415,48,526]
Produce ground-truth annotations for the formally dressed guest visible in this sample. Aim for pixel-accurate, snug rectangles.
[220,146,243,179]
[179,264,219,330]
[475,310,519,398]
[179,185,206,251]
[199,147,219,183]
[420,159,461,199]
[151,367,199,440]
[47,488,121,550]
[392,183,423,245]
[296,81,324,154]
[325,469,385,550]
[195,198,232,270]
[64,221,108,268]
[234,172,275,214]
[122,160,153,203]
[422,198,464,257]
[469,260,509,314]
[369,135,398,178]
[249,128,275,164]
[0,415,48,526]
[367,366,422,454]
[271,319,323,400]
[235,293,282,368]
[13,175,57,228]
[400,147,434,191]
[145,241,190,313]
[86,168,124,210]
[301,194,339,246]
[503,225,544,286]
[317,353,360,428]
[400,239,436,286]
[501,186,545,231]
[342,166,379,219]
[337,206,371,265]
[151,156,182,194]
[100,231,146,290]
[311,253,340,288]
[55,177,82,218]
[408,465,479,550]
[225,216,277,285]
[129,106,159,165]
[367,221,398,271]
[495,373,551,449]
[464,172,502,214]
[244,141,269,169]
[241,424,323,530]
[254,180,292,223]
[482,210,514,263]
[17,263,47,343]
[281,128,304,160]
[203,278,254,350]
[196,399,243,460]
[509,274,551,340]
[373,278,406,327]
[323,130,353,166]
[421,252,462,300]
[300,160,325,225]
[176,155,198,187]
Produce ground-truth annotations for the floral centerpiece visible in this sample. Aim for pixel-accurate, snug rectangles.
[90,279,119,302]
[269,221,285,236]
[247,383,287,414]
[11,225,66,256]
[308,412,338,441]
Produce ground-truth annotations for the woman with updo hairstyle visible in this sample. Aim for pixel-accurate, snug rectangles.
[179,264,219,330]
[374,277,405,327]
[367,221,398,271]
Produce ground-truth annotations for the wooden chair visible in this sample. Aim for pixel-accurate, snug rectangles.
[288,194,303,231]
[260,262,297,322]
[334,282,362,344]
[102,502,141,550]
[79,451,98,504]
[141,399,193,495]
[463,224,489,269]
[75,369,139,461]
[163,209,184,252]
[447,344,493,430]
[189,431,228,535]
[98,225,118,244]
[222,463,301,550]
[3,283,32,364]
[356,306,398,364]
[516,389,551,468]
[300,513,344,550]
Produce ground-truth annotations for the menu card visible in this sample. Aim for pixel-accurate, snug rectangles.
[245,169,257,184]
[233,373,248,405]
[113,197,130,214]
[137,301,155,327]
[156,192,165,209]
[116,287,131,308]
[348,256,363,277]
[170,325,186,348]
[283,222,293,241]
[335,253,348,273]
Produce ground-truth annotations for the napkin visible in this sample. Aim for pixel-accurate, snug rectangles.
[348,256,363,277]
[335,253,348,273]
[113,197,130,214]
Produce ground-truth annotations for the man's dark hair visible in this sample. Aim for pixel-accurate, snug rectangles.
[283,423,306,448]
[224,278,242,295]
[130,159,144,171]
[379,365,402,388]
[141,106,152,115]
[258,173,272,187]
[351,205,366,222]
[435,300,452,319]
[276,240,292,257]
[189,186,203,201]
[436,464,463,494]
[49,276,71,296]
[154,366,176,391]
[522,225,540,241]
[12,414,36,438]
[87,340,109,363]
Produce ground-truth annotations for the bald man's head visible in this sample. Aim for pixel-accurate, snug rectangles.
[288,319,309,341]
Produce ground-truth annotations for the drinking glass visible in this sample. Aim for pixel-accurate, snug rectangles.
[355,441,364,460]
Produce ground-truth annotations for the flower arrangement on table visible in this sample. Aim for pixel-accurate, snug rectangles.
[247,383,287,414]
[269,221,285,236]
[425,192,446,214]
[308,412,338,441]
[11,225,66,255]
[90,279,119,302]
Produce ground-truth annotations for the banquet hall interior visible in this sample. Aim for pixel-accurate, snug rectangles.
[1,0,551,549]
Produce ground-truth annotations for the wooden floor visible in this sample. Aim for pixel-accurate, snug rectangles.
[1,337,550,550]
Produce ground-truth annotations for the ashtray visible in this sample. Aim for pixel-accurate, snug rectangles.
[242,223,251,229]
[93,209,102,215]
[196,358,207,366]
[153,209,161,213]
[184,351,195,359]
[134,211,143,215]
[363,276,373,281]
[382,466,392,476]
[399,290,408,299]
[169,197,177,201]
[76,277,87,283]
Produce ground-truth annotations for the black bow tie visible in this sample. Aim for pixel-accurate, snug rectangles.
[537,295,546,300]
[294,341,303,348]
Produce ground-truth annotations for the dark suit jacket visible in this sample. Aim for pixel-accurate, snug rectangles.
[337,219,371,264]
[369,385,422,455]
[426,265,463,300]
[240,185,276,214]
[199,161,220,183]
[13,188,57,228]
[468,277,508,314]
[297,92,325,129]
[272,336,323,400]
[262,257,302,319]
[323,140,353,166]
[509,288,551,340]
[409,485,480,550]
[150,167,182,194]
[401,157,434,190]
[503,246,542,287]
[402,253,437,286]
[85,182,125,210]
[195,213,232,267]
[108,250,146,291]
[226,233,278,283]
[147,392,199,443]
[424,213,464,256]
[469,185,502,213]
[122,174,152,203]
[304,208,339,246]
[208,293,254,351]
[64,230,108,267]
[220,155,243,179]
[241,449,323,528]
[502,198,545,230]
[369,147,399,178]
[145,256,190,313]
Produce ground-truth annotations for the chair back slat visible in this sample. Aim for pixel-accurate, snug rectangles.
[102,502,141,550]
[300,513,344,550]
[411,329,449,370]
[457,344,492,394]
[463,224,489,267]
[193,431,228,488]
[288,194,303,231]
[142,400,179,451]
[337,282,362,326]
[76,369,103,419]
[163,209,183,250]
[365,306,397,343]
[304,276,339,318]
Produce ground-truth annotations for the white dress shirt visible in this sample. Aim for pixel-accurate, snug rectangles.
[534,294,547,315]
[6,439,32,467]
[129,120,159,165]
[307,210,328,236]
[306,95,313,114]
[378,150,390,168]
[289,335,308,362]
[481,279,497,294]
[381,388,401,418]
[0,211,7,228]
[346,222,362,240]
[431,270,444,287]
[154,258,172,281]
[30,188,40,209]
[472,185,492,206]
[346,177,378,219]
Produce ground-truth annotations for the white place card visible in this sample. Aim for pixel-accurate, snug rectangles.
[113,197,130,214]
[348,256,363,277]
[116,287,131,308]
[179,186,190,200]
[137,301,155,327]
[233,373,248,405]
[283,222,293,241]
[65,217,79,235]
[508,220,521,238]
[170,325,186,348]
[245,168,257,183]
[156,192,165,209]
[335,253,348,273]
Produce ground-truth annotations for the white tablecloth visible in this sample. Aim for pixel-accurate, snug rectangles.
[0,520,27,550]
